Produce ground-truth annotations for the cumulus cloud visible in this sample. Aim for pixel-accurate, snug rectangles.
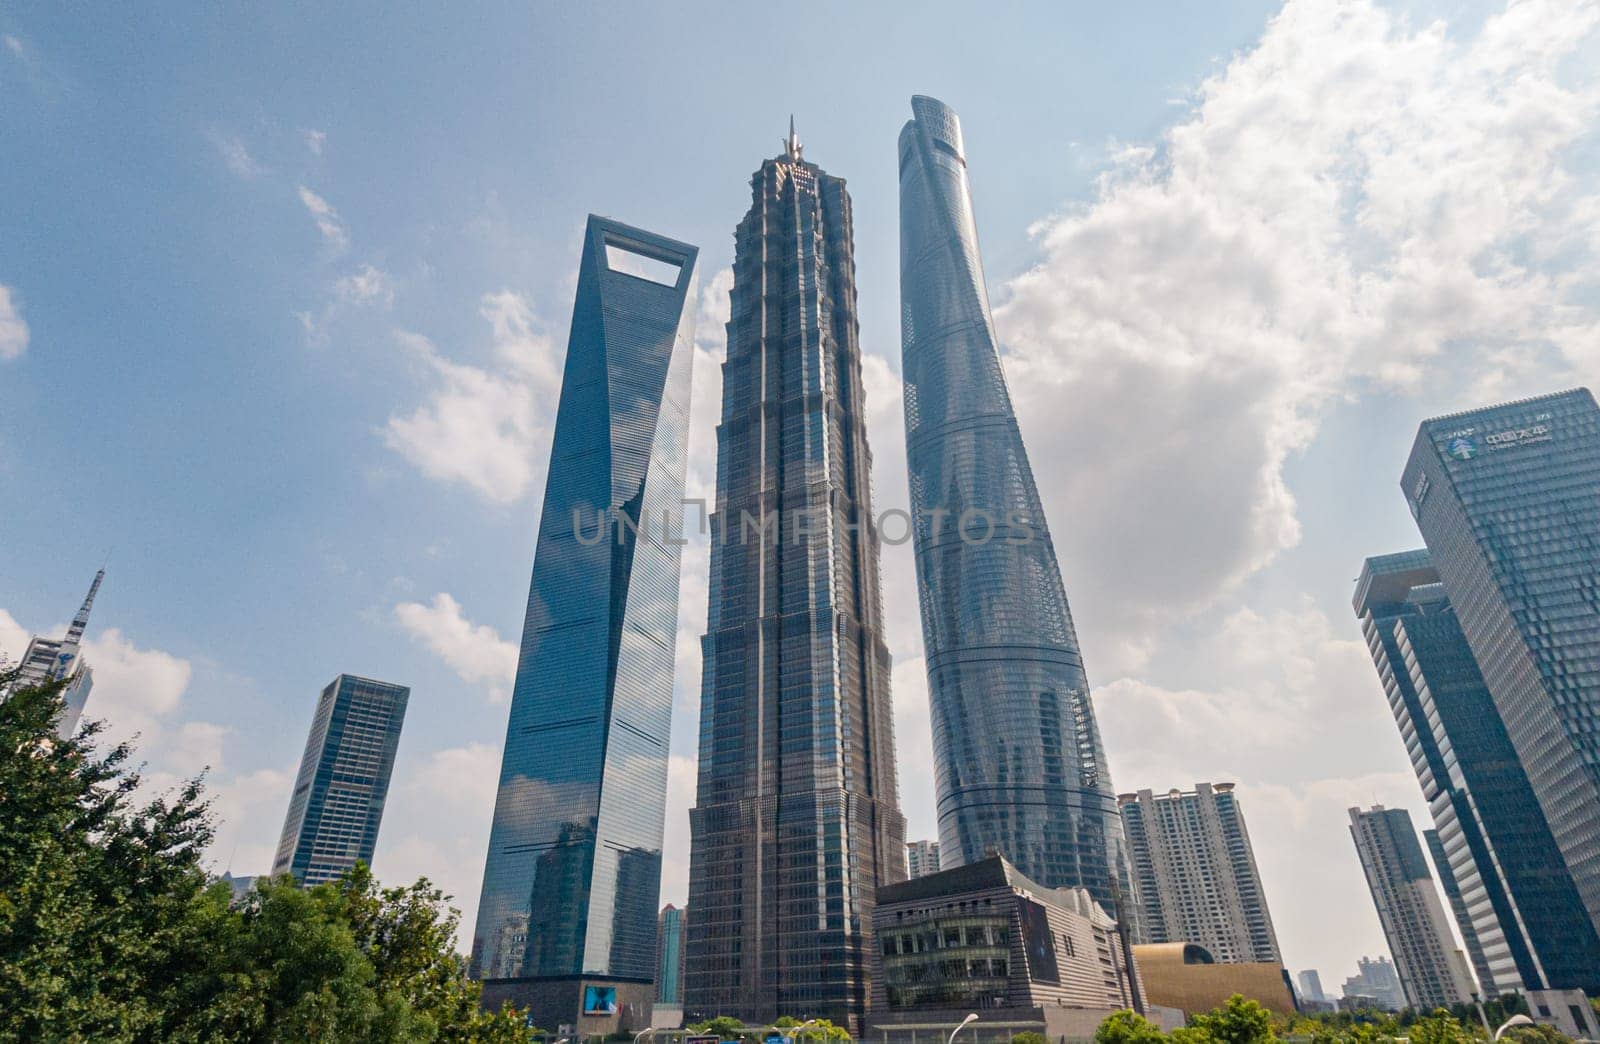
[81,627,195,749]
[375,742,502,947]
[0,608,29,664]
[0,285,29,361]
[385,292,563,504]
[393,593,518,703]
[334,263,394,307]
[992,0,1600,672]
[297,185,349,252]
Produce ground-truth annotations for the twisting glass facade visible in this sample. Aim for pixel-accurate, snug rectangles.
[1401,388,1600,989]
[685,130,906,1035]
[471,216,697,1033]
[897,95,1133,920]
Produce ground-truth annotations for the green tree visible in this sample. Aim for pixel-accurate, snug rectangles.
[1011,1033,1049,1044]
[0,674,529,1043]
[0,676,218,1042]
[693,1015,750,1040]
[1187,995,1275,1044]
[1406,1009,1480,1044]
[1096,1009,1168,1044]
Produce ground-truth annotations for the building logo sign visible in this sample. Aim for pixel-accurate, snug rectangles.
[1409,472,1430,520]
[1484,424,1552,449]
[1448,436,1477,460]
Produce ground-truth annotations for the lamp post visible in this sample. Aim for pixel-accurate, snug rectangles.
[634,1029,657,1044]
[1469,993,1491,1036]
[790,1019,818,1044]
[948,1013,979,1044]
[1495,1014,1535,1040]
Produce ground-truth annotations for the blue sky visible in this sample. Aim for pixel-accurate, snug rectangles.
[4,0,1599,988]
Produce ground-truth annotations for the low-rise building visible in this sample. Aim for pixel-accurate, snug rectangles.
[866,856,1140,1044]
[1132,943,1297,1018]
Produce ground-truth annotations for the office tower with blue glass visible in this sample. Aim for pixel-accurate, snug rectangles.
[1348,805,1476,1010]
[1402,389,1600,982]
[898,95,1133,916]
[471,216,698,1034]
[685,126,906,1034]
[655,905,685,1008]
[1354,549,1600,995]
[272,673,409,885]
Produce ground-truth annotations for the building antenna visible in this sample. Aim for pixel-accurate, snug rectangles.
[784,114,802,162]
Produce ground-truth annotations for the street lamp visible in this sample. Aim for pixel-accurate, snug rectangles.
[634,1029,657,1044]
[788,1019,819,1044]
[1495,1014,1535,1041]
[948,1013,979,1044]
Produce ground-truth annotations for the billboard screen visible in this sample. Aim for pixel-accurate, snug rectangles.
[582,985,618,1015]
[1018,897,1059,984]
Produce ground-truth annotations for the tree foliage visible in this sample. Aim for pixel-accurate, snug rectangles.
[0,675,528,1043]
[1097,1010,1168,1044]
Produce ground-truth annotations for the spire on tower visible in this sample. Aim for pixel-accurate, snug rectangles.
[64,569,104,646]
[784,114,803,162]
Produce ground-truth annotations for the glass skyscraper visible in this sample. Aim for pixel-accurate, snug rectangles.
[1348,805,1476,1010]
[1402,389,1600,971]
[1354,549,1600,994]
[898,95,1133,917]
[685,128,906,1034]
[273,673,409,886]
[471,216,698,1034]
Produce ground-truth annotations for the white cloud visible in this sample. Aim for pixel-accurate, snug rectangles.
[304,128,327,156]
[212,133,265,180]
[393,593,518,703]
[374,742,502,948]
[0,608,30,665]
[656,753,698,907]
[297,185,349,252]
[3,34,22,58]
[0,285,29,361]
[992,0,1600,673]
[385,292,563,504]
[334,263,394,308]
[80,627,194,750]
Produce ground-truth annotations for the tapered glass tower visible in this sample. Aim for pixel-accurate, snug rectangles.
[684,126,906,1034]
[471,216,698,1035]
[898,95,1133,917]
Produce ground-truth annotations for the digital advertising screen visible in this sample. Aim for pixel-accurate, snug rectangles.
[1017,897,1060,984]
[582,985,618,1016]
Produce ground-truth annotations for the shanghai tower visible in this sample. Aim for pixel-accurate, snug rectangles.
[472,215,697,1035]
[685,125,906,1033]
[898,95,1134,918]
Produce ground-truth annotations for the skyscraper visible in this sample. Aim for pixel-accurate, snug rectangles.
[2,569,103,739]
[1347,806,1476,1010]
[1353,548,1600,994]
[272,673,409,885]
[906,839,941,879]
[471,216,698,1034]
[685,126,906,1034]
[1297,970,1327,1004]
[1342,956,1408,1012]
[898,95,1132,915]
[1118,783,1281,964]
[1402,389,1600,945]
[656,905,685,1008]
